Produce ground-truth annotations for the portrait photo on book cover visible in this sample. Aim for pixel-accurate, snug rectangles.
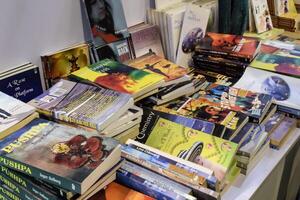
[84,0,128,45]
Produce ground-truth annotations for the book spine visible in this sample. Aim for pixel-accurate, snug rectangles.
[193,55,247,68]
[0,184,21,200]
[0,166,62,200]
[0,191,9,200]
[0,173,40,200]
[57,115,97,130]
[194,49,250,62]
[0,156,81,194]
[116,168,189,200]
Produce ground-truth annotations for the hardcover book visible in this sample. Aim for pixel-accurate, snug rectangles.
[81,0,129,46]
[0,91,36,139]
[0,64,43,102]
[0,118,121,194]
[70,59,164,99]
[144,117,238,181]
[251,0,273,33]
[193,83,274,123]
[195,32,261,62]
[41,43,90,88]
[250,53,300,77]
[234,67,300,110]
[176,4,210,68]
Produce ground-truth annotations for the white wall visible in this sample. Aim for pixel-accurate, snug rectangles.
[0,0,150,73]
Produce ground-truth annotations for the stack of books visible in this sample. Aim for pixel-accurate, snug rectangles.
[192,32,261,78]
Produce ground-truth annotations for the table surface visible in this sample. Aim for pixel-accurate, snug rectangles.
[222,128,300,200]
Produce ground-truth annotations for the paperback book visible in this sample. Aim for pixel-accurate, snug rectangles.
[0,118,121,194]
[250,0,273,33]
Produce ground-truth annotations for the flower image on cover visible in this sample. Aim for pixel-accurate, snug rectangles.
[0,118,119,194]
[145,118,238,181]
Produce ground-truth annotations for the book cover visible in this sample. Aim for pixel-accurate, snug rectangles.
[145,118,238,181]
[89,182,155,200]
[42,43,90,88]
[193,83,274,123]
[0,65,43,103]
[234,67,300,110]
[264,112,285,133]
[194,69,239,86]
[0,118,121,194]
[71,59,164,97]
[82,0,129,46]
[250,53,300,77]
[275,0,290,16]
[130,24,164,58]
[251,0,273,33]
[127,53,188,83]
[195,32,261,61]
[94,39,131,63]
[231,123,255,144]
[0,92,36,138]
[176,4,210,68]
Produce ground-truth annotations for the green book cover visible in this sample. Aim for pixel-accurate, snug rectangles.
[145,118,238,181]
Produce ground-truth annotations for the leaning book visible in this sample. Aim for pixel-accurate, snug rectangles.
[0,118,121,194]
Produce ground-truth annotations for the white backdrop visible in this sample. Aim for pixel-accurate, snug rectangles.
[0,0,149,73]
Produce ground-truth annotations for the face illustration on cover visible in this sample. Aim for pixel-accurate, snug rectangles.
[51,135,108,169]
[261,76,290,101]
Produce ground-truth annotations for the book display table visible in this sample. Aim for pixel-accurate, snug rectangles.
[223,129,300,200]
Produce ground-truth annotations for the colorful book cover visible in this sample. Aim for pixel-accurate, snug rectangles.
[0,118,120,194]
[71,59,164,96]
[264,112,285,133]
[251,0,273,33]
[127,53,188,82]
[94,39,131,63]
[0,65,43,102]
[195,32,261,61]
[176,4,210,68]
[82,0,129,46]
[234,67,300,110]
[250,53,300,77]
[154,96,248,132]
[89,182,155,200]
[0,92,36,136]
[42,43,90,88]
[231,123,255,144]
[130,24,164,58]
[275,0,289,16]
[145,118,238,181]
[193,83,273,122]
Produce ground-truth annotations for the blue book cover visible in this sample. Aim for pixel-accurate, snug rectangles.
[0,66,43,102]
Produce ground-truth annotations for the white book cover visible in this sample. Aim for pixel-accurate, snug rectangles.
[0,92,36,133]
[176,4,210,67]
[275,0,289,16]
[154,0,183,9]
[234,67,300,110]
[251,0,273,33]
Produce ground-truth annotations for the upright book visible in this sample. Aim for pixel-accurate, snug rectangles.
[251,0,273,33]
[28,79,133,131]
[41,43,90,88]
[0,91,37,139]
[70,59,164,99]
[0,63,43,102]
[0,118,121,194]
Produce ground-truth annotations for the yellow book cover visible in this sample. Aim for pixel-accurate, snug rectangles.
[71,59,164,96]
[145,118,238,181]
[127,53,188,82]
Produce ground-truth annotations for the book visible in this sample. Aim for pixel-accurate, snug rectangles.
[89,182,155,200]
[154,96,249,138]
[195,32,261,62]
[250,52,300,77]
[144,117,238,181]
[70,59,164,99]
[41,43,90,88]
[270,116,297,149]
[0,64,43,102]
[193,83,274,123]
[0,91,36,139]
[234,67,300,110]
[176,4,210,68]
[81,0,129,46]
[194,69,239,86]
[117,160,197,200]
[129,24,164,58]
[0,118,121,194]
[251,0,273,33]
[124,140,219,191]
[28,79,134,131]
[264,112,286,133]
[231,123,255,145]
[126,53,189,86]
